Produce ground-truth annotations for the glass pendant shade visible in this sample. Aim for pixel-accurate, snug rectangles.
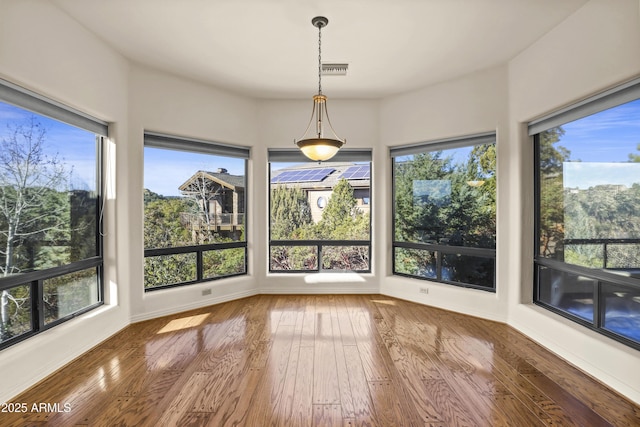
[297,138,342,162]
[296,94,345,161]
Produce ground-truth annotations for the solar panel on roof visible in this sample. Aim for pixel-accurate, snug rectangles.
[340,165,370,180]
[271,168,335,183]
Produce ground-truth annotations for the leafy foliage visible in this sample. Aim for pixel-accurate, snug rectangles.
[1,117,98,342]
[394,148,496,249]
[270,185,312,240]
[270,177,370,271]
[143,188,246,289]
[392,145,496,286]
[629,143,640,162]
[144,197,192,249]
[539,127,640,269]
[0,117,73,275]
[538,127,569,258]
[564,183,640,268]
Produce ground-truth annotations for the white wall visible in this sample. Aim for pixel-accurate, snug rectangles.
[378,0,640,404]
[1,0,639,407]
[0,0,130,403]
[378,65,511,322]
[128,65,260,322]
[507,0,640,404]
[256,98,381,294]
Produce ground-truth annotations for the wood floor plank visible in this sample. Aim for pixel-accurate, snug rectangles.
[268,309,306,425]
[2,294,638,427]
[100,369,185,427]
[330,299,357,419]
[372,314,443,424]
[312,404,342,427]
[313,297,341,405]
[288,346,315,427]
[347,304,391,382]
[367,380,419,427]
[343,345,377,426]
[156,371,212,426]
[299,295,317,348]
[243,323,296,425]
[335,295,357,345]
[373,299,444,381]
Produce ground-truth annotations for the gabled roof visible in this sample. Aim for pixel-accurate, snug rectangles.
[179,170,245,193]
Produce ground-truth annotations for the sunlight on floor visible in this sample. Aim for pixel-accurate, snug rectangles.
[371,299,397,306]
[304,272,366,284]
[157,313,209,334]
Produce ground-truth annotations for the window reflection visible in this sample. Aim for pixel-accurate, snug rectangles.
[535,96,640,350]
[392,138,497,290]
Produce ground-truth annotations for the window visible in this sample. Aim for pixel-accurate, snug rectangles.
[531,78,640,349]
[143,133,249,290]
[0,79,106,350]
[391,133,496,290]
[316,196,326,209]
[269,149,371,273]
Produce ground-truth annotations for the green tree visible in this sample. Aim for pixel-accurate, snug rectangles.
[270,185,312,240]
[469,143,497,218]
[318,179,358,235]
[0,117,71,340]
[0,117,71,275]
[269,178,370,271]
[628,143,640,162]
[144,197,192,249]
[394,151,453,243]
[315,179,369,270]
[538,127,569,258]
[143,196,195,288]
[393,147,497,284]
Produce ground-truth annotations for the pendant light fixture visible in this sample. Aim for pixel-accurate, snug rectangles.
[295,16,346,162]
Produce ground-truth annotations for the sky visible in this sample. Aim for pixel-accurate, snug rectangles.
[0,101,97,191]
[144,147,245,197]
[2,95,639,195]
[558,98,640,189]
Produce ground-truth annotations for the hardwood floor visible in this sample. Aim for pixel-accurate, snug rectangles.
[2,294,639,426]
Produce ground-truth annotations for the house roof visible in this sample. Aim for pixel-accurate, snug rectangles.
[179,170,245,193]
[271,162,370,190]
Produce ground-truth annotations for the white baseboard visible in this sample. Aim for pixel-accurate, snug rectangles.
[130,289,259,323]
[260,287,379,295]
[381,287,508,323]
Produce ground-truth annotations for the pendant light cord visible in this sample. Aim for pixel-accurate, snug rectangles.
[318,23,322,95]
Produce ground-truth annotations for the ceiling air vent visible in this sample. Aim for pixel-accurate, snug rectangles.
[322,63,348,76]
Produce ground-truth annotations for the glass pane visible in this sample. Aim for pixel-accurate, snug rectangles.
[270,246,317,271]
[203,248,246,279]
[0,101,99,277]
[537,99,640,272]
[606,244,640,270]
[602,282,640,344]
[442,254,495,288]
[269,162,370,241]
[394,248,437,279]
[144,147,246,250]
[321,246,369,271]
[393,144,496,250]
[564,243,604,269]
[537,265,596,322]
[43,268,99,324]
[144,253,197,289]
[0,284,32,342]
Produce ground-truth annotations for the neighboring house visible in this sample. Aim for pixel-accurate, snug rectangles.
[271,162,370,223]
[178,168,245,238]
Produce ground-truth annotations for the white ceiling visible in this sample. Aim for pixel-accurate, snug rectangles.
[53,0,588,99]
